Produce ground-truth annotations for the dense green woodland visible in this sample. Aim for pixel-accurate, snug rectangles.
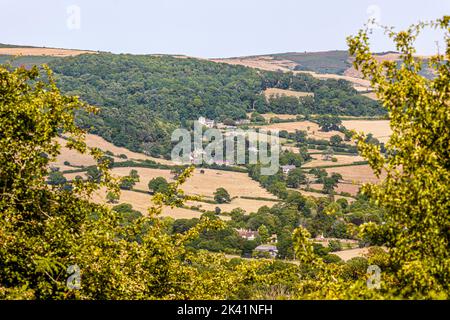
[48,53,382,156]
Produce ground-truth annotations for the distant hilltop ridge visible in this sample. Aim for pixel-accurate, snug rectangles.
[0,43,98,57]
[0,44,434,87]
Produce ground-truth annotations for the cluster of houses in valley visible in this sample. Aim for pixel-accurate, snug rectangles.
[189,117,251,166]
[198,116,250,129]
[191,117,302,178]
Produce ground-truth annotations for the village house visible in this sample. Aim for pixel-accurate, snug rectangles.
[236,229,258,241]
[281,164,296,175]
[198,116,215,128]
[189,149,206,163]
[254,244,278,258]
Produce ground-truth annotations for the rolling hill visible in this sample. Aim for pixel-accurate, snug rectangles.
[0,44,383,157]
[0,43,97,68]
[212,50,435,92]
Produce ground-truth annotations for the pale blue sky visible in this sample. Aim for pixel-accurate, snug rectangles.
[1,0,448,57]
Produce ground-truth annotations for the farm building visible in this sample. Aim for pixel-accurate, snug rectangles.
[254,245,278,258]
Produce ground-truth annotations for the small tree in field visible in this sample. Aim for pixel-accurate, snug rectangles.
[129,169,140,182]
[330,135,343,146]
[317,115,342,132]
[119,176,135,190]
[148,176,169,194]
[214,188,231,204]
[47,171,67,186]
[322,147,334,161]
[86,166,102,183]
[106,191,119,204]
[286,168,306,188]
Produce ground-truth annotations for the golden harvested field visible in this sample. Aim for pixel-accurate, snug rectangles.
[0,47,96,57]
[333,247,369,261]
[309,161,387,197]
[255,121,343,140]
[281,145,300,153]
[83,134,174,165]
[57,133,279,217]
[334,183,361,195]
[108,167,276,200]
[362,92,378,100]
[302,154,365,168]
[307,148,325,153]
[342,120,391,143]
[89,187,204,219]
[325,165,385,185]
[53,134,174,170]
[295,70,371,89]
[66,167,278,214]
[80,186,232,220]
[54,137,98,168]
[309,182,361,196]
[109,167,173,190]
[310,162,385,197]
[263,88,314,100]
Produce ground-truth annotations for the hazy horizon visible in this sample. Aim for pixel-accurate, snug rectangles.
[1,0,449,58]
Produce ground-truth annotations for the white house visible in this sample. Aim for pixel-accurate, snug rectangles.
[198,116,215,128]
[189,149,206,163]
[281,165,296,175]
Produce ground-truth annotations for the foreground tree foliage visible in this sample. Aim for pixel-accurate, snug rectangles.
[288,16,449,300]
[346,17,450,298]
